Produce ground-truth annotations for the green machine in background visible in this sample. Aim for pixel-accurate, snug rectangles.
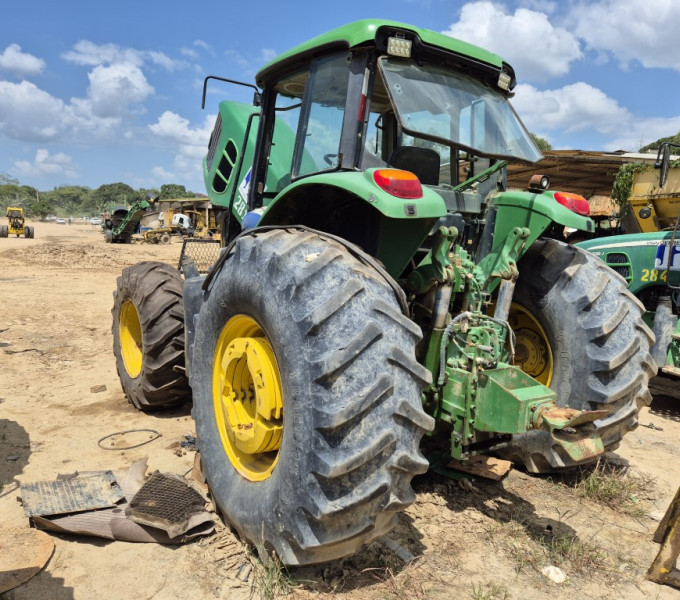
[577,142,680,377]
[112,20,655,565]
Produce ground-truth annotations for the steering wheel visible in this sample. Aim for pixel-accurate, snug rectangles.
[323,153,338,166]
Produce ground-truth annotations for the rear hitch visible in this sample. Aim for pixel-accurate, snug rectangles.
[532,405,609,463]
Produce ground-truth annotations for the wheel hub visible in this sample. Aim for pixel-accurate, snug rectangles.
[213,315,283,481]
[508,303,553,386]
[119,300,143,378]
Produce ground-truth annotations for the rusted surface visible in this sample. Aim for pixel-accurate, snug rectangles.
[534,405,609,463]
[20,472,124,517]
[540,406,610,427]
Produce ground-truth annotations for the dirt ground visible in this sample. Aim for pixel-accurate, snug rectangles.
[1,221,679,600]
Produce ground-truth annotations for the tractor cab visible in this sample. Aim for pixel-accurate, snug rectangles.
[204,20,543,261]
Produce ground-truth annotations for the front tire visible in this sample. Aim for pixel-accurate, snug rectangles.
[500,239,656,472]
[191,229,434,565]
[112,261,191,410]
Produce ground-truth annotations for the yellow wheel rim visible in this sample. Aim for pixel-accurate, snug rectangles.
[508,303,553,386]
[213,315,283,481]
[119,300,143,378]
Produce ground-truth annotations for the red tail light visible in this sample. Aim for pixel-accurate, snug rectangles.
[553,192,590,216]
[373,169,423,199]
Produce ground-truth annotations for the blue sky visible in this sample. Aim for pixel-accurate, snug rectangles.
[2,0,679,192]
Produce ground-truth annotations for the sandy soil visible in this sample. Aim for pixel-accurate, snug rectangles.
[1,221,679,600]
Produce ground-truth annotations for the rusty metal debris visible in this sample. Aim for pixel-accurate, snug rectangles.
[126,471,208,539]
[20,471,123,517]
[647,485,680,588]
[20,460,215,544]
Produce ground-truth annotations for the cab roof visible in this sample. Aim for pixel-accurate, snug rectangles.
[255,19,507,87]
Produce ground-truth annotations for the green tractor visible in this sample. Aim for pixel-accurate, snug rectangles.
[577,142,680,377]
[112,20,655,565]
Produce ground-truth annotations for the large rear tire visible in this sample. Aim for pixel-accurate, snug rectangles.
[191,229,434,565]
[112,261,191,410]
[499,239,656,472]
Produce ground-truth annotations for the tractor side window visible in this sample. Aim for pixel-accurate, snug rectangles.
[293,53,350,178]
[361,110,389,169]
[269,93,303,193]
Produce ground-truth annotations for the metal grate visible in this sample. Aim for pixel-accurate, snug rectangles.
[178,238,222,274]
[605,252,633,284]
[205,114,222,171]
[606,252,629,264]
[610,265,631,279]
[126,472,205,532]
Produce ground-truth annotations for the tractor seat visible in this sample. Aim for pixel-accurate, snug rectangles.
[388,146,440,186]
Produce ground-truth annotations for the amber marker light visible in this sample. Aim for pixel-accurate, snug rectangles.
[373,169,423,199]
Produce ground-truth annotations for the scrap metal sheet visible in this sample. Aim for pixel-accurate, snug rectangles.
[20,471,124,517]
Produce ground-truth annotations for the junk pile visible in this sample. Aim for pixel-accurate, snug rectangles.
[18,458,215,544]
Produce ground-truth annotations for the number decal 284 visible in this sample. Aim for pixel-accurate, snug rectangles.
[641,269,668,282]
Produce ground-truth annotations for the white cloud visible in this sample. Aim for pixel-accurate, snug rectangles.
[260,48,277,63]
[149,111,215,185]
[0,81,66,141]
[13,149,77,179]
[512,82,680,150]
[512,82,629,134]
[86,63,154,117]
[0,44,46,76]
[443,1,582,81]
[0,78,129,144]
[180,47,199,59]
[569,0,680,72]
[152,166,174,180]
[225,49,251,70]
[61,40,182,71]
[194,40,212,52]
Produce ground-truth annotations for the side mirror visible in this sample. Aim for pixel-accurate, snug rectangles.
[654,142,680,188]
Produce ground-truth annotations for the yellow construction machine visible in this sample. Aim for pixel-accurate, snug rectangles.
[0,207,34,238]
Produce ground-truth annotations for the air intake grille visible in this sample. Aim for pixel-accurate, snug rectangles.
[605,252,632,284]
[206,114,222,171]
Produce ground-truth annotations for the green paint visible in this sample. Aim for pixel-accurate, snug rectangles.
[256,19,505,86]
[493,190,593,251]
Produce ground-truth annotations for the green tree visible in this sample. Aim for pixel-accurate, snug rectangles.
[160,183,190,199]
[42,185,93,215]
[639,130,680,153]
[26,196,52,218]
[530,132,553,152]
[91,182,140,212]
[0,172,19,186]
[0,183,37,212]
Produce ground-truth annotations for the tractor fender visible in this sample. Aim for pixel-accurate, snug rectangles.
[260,169,446,221]
[258,171,447,277]
[492,190,594,254]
